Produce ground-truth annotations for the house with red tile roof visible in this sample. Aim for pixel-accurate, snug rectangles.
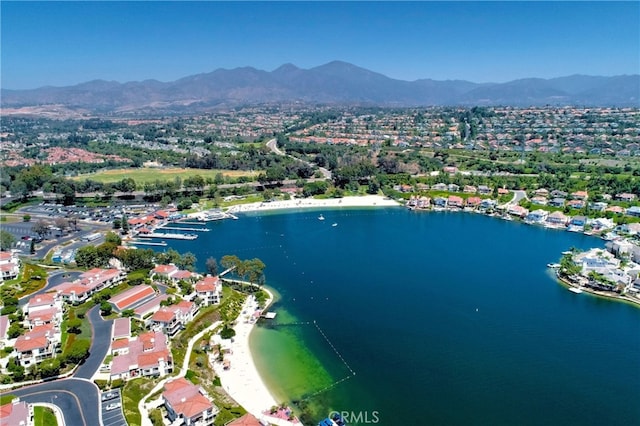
[24,293,64,329]
[615,193,636,202]
[0,400,33,426]
[225,413,263,426]
[447,195,464,208]
[134,294,169,321]
[51,268,125,303]
[14,324,60,367]
[112,317,131,341]
[507,205,529,218]
[150,301,198,337]
[465,197,482,208]
[163,377,218,426]
[195,276,222,306]
[571,190,589,200]
[0,251,20,282]
[110,331,172,381]
[109,285,156,312]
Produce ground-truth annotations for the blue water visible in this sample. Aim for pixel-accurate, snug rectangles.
[156,208,640,426]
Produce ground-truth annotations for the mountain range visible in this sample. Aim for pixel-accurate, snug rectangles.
[2,61,638,113]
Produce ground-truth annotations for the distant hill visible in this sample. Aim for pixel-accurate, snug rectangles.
[2,60,638,113]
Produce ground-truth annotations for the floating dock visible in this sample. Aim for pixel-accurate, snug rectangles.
[129,241,168,247]
[139,232,198,240]
[263,312,277,319]
[157,226,210,232]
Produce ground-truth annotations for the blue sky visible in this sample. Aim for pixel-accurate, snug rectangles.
[2,1,639,89]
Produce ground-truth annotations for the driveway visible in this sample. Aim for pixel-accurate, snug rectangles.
[75,306,113,380]
[3,377,101,426]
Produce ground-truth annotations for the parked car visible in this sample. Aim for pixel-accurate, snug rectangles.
[105,402,121,411]
[101,392,117,401]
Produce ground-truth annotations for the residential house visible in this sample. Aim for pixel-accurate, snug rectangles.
[465,197,482,208]
[571,191,589,200]
[605,206,625,215]
[112,317,131,341]
[626,206,640,217]
[462,185,477,194]
[150,301,198,337]
[497,188,510,196]
[548,198,566,208]
[526,209,548,223]
[477,185,492,195]
[0,251,20,282]
[163,377,218,426]
[24,293,64,330]
[615,222,640,236]
[110,331,172,381]
[431,183,447,191]
[534,188,549,197]
[0,315,9,348]
[433,197,448,208]
[551,190,568,198]
[615,193,636,202]
[51,268,125,304]
[14,324,60,367]
[443,166,458,174]
[195,276,222,306]
[567,199,585,209]
[546,211,569,226]
[589,202,608,212]
[447,196,464,208]
[447,184,460,193]
[150,264,179,281]
[507,205,528,218]
[109,285,156,313]
[0,400,33,426]
[530,196,548,206]
[480,199,496,210]
[225,413,264,426]
[133,295,169,321]
[570,216,588,227]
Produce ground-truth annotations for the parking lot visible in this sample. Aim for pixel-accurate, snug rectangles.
[101,388,127,426]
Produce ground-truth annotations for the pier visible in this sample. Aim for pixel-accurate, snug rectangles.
[129,240,168,247]
[139,232,197,240]
[157,226,210,232]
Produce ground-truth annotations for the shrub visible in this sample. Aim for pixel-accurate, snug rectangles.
[220,326,236,340]
[94,379,109,390]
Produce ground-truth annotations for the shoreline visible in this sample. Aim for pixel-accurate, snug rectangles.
[214,286,300,425]
[555,273,640,308]
[226,194,400,213]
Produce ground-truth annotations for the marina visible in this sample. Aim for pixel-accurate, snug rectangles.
[128,240,168,247]
[156,226,210,232]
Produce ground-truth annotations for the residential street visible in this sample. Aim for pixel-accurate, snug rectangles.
[75,306,113,380]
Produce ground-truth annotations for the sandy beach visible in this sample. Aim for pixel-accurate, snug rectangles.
[226,194,400,213]
[213,290,300,425]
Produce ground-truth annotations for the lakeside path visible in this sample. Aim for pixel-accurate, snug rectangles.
[226,194,400,213]
[212,289,296,424]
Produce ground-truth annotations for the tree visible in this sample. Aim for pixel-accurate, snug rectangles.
[31,220,51,240]
[67,318,82,334]
[75,246,101,269]
[176,252,197,271]
[54,217,69,234]
[39,358,61,378]
[221,255,241,272]
[105,231,122,245]
[7,358,25,381]
[30,239,35,255]
[121,309,135,318]
[22,214,31,222]
[100,301,113,316]
[8,322,24,338]
[0,230,16,251]
[64,339,90,364]
[205,257,219,276]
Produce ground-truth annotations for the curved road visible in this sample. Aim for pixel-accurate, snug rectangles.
[18,271,82,306]
[3,378,101,426]
[75,306,113,379]
[266,138,333,179]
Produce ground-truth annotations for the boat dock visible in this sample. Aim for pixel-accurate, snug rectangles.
[129,240,168,247]
[139,232,198,240]
[177,221,204,226]
[157,226,210,232]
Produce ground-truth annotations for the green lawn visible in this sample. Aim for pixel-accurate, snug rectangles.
[0,394,17,405]
[72,167,260,185]
[122,377,156,426]
[34,406,57,426]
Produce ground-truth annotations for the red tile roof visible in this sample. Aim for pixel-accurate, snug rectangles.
[163,378,213,419]
[15,324,54,352]
[109,285,155,311]
[195,276,220,292]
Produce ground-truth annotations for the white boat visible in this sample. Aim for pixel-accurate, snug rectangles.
[332,223,338,227]
[562,251,572,255]
[568,287,583,294]
[547,263,561,268]
[318,214,325,221]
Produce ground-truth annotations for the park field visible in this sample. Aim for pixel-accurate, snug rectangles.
[72,167,260,184]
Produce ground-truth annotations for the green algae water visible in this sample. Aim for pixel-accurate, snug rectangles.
[161,208,640,426]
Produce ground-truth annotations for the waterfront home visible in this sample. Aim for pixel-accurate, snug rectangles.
[163,377,218,426]
[195,276,222,306]
[466,197,482,208]
[0,251,20,282]
[416,196,431,209]
[507,205,528,218]
[110,331,172,381]
[548,197,566,208]
[626,206,640,217]
[150,301,198,337]
[431,183,447,191]
[51,268,125,304]
[109,285,156,313]
[615,222,640,236]
[480,199,497,210]
[0,400,33,426]
[14,324,60,367]
[433,197,448,208]
[150,264,179,280]
[448,195,464,208]
[546,211,569,226]
[591,217,615,232]
[570,216,587,227]
[526,209,548,223]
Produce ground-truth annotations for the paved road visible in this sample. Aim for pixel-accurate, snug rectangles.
[75,306,113,380]
[18,271,82,306]
[3,378,101,426]
[266,138,333,179]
